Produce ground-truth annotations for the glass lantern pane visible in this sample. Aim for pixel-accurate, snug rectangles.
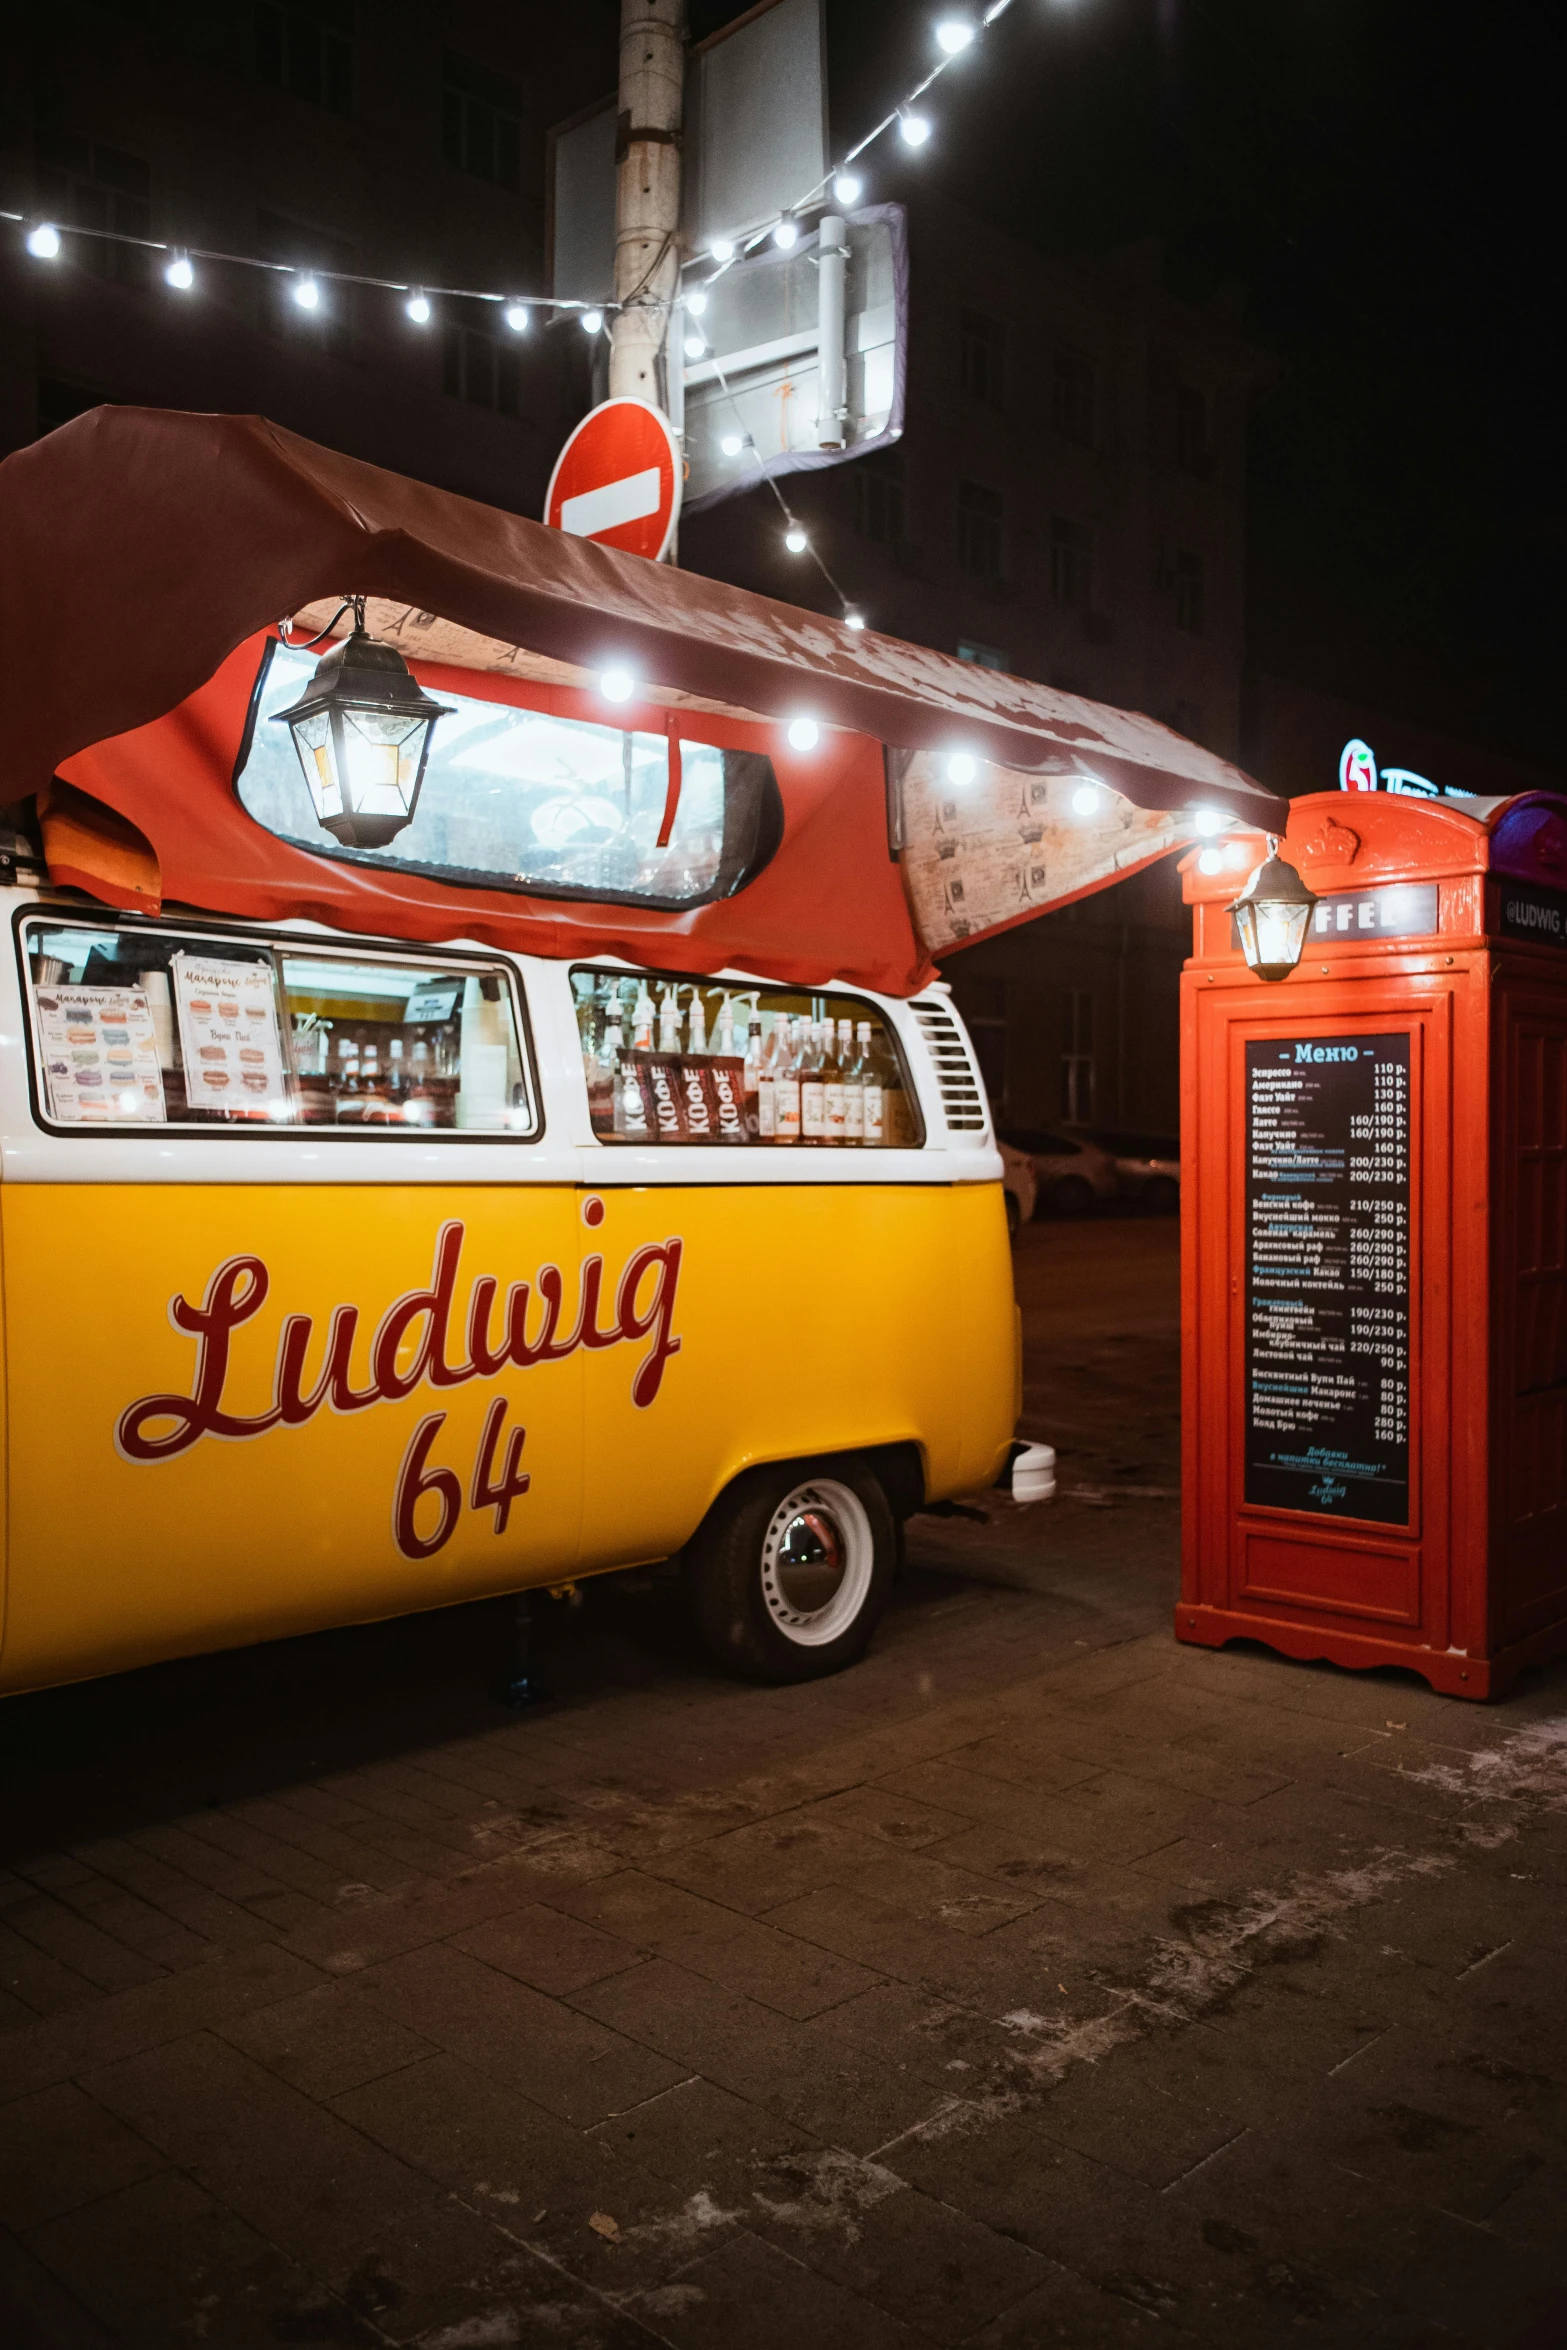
[290,709,341,819]
[341,711,419,818]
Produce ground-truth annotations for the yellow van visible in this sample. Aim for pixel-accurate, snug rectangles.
[0,862,1026,1699]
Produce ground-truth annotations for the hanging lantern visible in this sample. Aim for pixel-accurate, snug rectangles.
[1229,836,1319,981]
[273,601,453,849]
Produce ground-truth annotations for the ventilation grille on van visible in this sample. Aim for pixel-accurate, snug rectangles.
[911,999,988,1132]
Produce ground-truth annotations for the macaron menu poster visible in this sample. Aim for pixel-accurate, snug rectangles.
[171,953,289,1119]
[35,986,166,1123]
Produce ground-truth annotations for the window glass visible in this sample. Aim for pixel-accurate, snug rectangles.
[22,919,535,1136]
[239,642,781,910]
[571,967,923,1149]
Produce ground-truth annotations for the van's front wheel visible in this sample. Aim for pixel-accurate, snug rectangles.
[685,1461,897,1682]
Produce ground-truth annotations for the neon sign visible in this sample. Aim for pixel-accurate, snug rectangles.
[1338,737,1471,800]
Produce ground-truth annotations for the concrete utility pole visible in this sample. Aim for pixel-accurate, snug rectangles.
[609,0,685,410]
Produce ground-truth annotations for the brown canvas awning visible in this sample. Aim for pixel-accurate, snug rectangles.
[0,405,1287,828]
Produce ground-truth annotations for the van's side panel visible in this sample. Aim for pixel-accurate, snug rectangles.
[575,1179,1017,1573]
[0,1184,587,1691]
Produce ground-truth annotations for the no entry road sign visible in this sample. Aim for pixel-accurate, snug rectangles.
[544,397,681,562]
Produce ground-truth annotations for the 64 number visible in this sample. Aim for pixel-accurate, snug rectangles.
[393,1397,530,1562]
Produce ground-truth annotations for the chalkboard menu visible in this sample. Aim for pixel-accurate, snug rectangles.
[1245,1033,1411,1525]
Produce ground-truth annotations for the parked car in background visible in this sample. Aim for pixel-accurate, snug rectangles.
[999,1128,1120,1216]
[998,1139,1038,1238]
[1084,1129,1181,1213]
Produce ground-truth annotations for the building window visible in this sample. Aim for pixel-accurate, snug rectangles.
[441,51,522,191]
[1174,548,1205,633]
[442,320,521,416]
[256,210,356,356]
[957,639,1010,671]
[1062,988,1094,1125]
[853,450,905,548]
[958,480,1004,582]
[256,0,353,115]
[34,130,150,288]
[1051,350,1095,446]
[1176,384,1211,476]
[959,309,1005,408]
[1049,514,1093,610]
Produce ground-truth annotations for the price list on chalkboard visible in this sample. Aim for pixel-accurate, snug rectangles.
[1245,1033,1411,1525]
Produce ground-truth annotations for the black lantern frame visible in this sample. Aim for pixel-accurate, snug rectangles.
[273,599,454,849]
[1229,835,1319,982]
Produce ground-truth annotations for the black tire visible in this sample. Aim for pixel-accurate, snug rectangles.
[684,1458,898,1683]
[1144,1175,1179,1215]
[1005,1189,1021,1240]
[1052,1174,1094,1217]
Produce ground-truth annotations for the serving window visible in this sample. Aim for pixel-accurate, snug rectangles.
[21,918,537,1137]
[571,965,923,1148]
[236,639,783,909]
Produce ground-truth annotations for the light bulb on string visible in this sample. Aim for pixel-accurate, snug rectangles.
[710,236,735,263]
[686,289,708,317]
[784,523,809,554]
[1071,782,1101,816]
[843,608,866,632]
[164,250,195,291]
[581,308,604,334]
[599,668,635,705]
[684,332,706,360]
[899,111,932,146]
[1198,848,1223,876]
[936,18,976,52]
[1193,806,1224,837]
[947,753,978,787]
[405,290,432,325]
[787,718,820,751]
[720,431,747,458]
[293,273,321,310]
[773,217,799,251]
[25,222,61,259]
[503,302,530,332]
[833,170,863,206]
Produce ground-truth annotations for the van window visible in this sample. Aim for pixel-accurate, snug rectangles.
[21,918,537,1136]
[237,640,783,910]
[570,966,923,1148]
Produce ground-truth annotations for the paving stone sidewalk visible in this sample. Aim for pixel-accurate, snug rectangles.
[2,1220,1564,2348]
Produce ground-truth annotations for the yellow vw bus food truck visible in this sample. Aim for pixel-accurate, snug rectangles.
[0,411,1283,1700]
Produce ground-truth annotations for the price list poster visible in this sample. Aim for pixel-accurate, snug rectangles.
[1244,1033,1412,1525]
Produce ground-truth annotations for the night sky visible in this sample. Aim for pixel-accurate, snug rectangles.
[687,0,1561,767]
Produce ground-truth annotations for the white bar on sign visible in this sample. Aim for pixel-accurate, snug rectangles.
[560,466,662,537]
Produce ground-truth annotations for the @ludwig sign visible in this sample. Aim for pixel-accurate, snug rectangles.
[1338,735,1472,802]
[544,397,681,562]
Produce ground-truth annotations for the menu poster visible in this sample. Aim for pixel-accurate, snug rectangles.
[1245,1033,1411,1525]
[35,985,166,1125]
[172,954,291,1121]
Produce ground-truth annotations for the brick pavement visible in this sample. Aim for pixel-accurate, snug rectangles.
[2,1218,1564,2348]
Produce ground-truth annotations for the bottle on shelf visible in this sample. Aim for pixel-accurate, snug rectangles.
[632,978,656,1053]
[333,1034,362,1122]
[857,1020,885,1145]
[800,1019,827,1143]
[840,1019,864,1143]
[658,984,681,1054]
[386,1035,407,1106]
[774,1017,802,1144]
[405,1038,440,1127]
[753,1009,775,1139]
[687,986,709,1056]
[713,993,737,1059]
[823,1019,847,1145]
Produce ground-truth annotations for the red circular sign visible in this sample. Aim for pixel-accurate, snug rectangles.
[544,397,681,562]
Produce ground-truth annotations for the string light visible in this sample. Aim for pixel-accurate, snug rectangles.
[709,236,735,263]
[25,222,61,259]
[1071,782,1101,815]
[598,668,635,704]
[936,19,977,53]
[1193,807,1225,836]
[899,110,932,146]
[773,217,799,251]
[947,753,978,786]
[405,290,432,325]
[164,250,195,291]
[720,430,747,457]
[686,289,708,317]
[787,718,820,750]
[292,274,321,311]
[581,308,604,334]
[684,331,706,359]
[833,171,863,206]
[1198,847,1223,875]
[503,302,530,332]
[843,608,867,631]
[784,523,809,554]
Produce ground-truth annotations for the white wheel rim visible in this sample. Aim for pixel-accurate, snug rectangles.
[759,1478,875,1647]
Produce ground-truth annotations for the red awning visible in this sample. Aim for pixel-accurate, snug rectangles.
[0,407,1289,994]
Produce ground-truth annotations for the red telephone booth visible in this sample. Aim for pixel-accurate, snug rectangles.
[1179,788,1567,1697]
